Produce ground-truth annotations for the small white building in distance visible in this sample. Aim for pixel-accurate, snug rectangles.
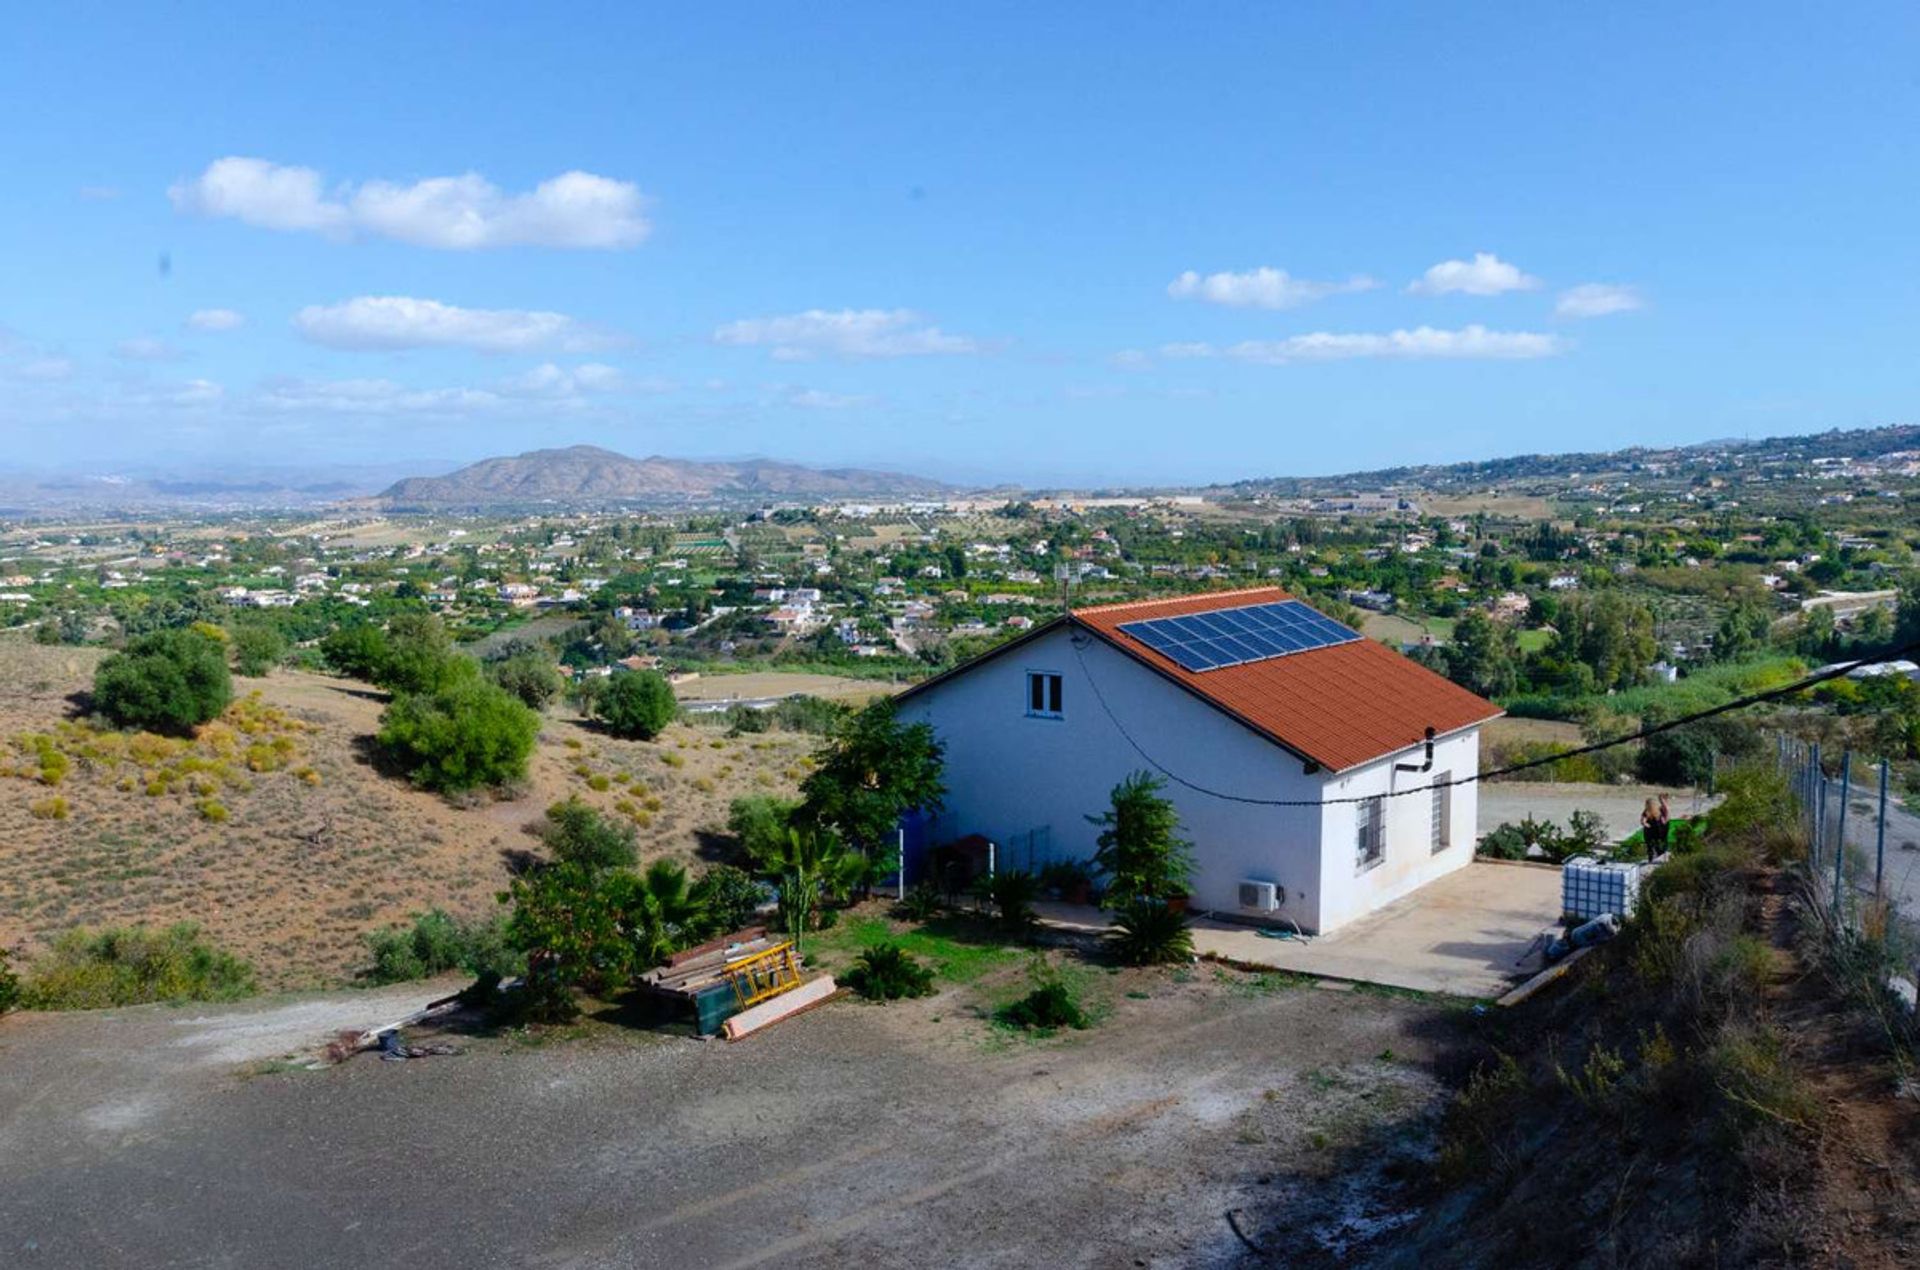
[892,588,1503,934]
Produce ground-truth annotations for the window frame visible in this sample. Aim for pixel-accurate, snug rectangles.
[1430,773,1453,854]
[1025,670,1064,720]
[1355,795,1386,873]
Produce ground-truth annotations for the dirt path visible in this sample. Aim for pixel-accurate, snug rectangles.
[0,975,1452,1268]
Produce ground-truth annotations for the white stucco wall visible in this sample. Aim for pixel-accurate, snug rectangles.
[898,625,1470,932]
[1313,729,1480,932]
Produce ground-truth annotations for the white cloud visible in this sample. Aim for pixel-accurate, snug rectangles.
[1109,349,1153,369]
[499,362,647,397]
[1555,283,1644,318]
[1165,325,1565,364]
[293,296,608,353]
[114,336,182,361]
[1167,266,1377,310]
[784,387,878,409]
[714,309,979,360]
[1407,252,1542,296]
[255,376,505,416]
[169,158,651,250]
[185,308,246,332]
[16,357,74,381]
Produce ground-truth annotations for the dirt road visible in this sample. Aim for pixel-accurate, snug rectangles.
[0,975,1451,1268]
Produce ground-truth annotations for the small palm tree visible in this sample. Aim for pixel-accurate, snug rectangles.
[753,826,858,954]
[1111,898,1194,966]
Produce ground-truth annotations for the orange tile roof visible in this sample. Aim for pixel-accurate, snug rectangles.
[1070,587,1502,772]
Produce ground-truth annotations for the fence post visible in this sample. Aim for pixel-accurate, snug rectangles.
[1876,757,1889,900]
[1813,743,1825,874]
[1833,750,1850,917]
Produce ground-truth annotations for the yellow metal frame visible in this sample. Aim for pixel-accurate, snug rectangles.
[726,941,803,1008]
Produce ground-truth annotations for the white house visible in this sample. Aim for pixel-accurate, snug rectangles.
[892,587,1502,935]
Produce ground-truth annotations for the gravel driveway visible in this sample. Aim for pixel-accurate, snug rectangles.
[1,972,1451,1268]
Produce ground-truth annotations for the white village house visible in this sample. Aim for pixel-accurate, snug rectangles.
[893,588,1503,934]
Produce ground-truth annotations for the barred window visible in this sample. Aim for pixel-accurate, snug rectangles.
[1356,796,1385,871]
[1430,774,1453,853]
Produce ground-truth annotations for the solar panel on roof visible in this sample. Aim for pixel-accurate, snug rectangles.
[1115,599,1360,672]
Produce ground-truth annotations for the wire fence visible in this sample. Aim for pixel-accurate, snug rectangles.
[1775,734,1920,1004]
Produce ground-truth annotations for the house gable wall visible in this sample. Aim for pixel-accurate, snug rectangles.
[1314,729,1481,931]
[894,624,1331,930]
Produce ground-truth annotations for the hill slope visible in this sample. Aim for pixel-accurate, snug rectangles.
[376,445,949,506]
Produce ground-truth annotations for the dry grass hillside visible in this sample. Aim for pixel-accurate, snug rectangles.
[0,639,819,990]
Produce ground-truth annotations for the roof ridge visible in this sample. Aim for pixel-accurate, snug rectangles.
[1071,585,1288,617]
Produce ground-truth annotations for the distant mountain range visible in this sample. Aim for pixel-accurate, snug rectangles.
[373,445,951,507]
[1214,424,1920,497]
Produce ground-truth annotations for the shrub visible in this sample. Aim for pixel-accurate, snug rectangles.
[28,796,69,820]
[766,695,847,734]
[360,909,519,984]
[228,623,288,676]
[488,651,563,711]
[539,797,638,870]
[22,923,256,1009]
[378,676,540,793]
[895,880,945,921]
[1089,772,1194,905]
[977,869,1041,936]
[1110,898,1195,965]
[320,623,390,680]
[594,670,678,740]
[371,612,460,695]
[93,629,233,734]
[998,960,1090,1032]
[0,946,17,1015]
[728,794,799,859]
[692,864,769,935]
[844,942,936,1001]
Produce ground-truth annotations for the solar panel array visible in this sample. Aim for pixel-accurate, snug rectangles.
[1116,599,1360,672]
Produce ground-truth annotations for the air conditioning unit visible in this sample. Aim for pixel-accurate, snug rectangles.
[1238,880,1282,912]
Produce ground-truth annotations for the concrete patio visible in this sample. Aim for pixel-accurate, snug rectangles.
[1038,859,1565,998]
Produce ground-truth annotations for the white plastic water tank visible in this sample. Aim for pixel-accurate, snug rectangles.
[1561,855,1642,921]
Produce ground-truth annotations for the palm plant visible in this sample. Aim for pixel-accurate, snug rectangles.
[1110,898,1195,966]
[752,826,859,953]
[977,869,1041,937]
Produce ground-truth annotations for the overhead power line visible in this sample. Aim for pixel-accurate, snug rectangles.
[1067,633,1920,809]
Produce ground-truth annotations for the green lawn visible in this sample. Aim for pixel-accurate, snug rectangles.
[804,912,1026,985]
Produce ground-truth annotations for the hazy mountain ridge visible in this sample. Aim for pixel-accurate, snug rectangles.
[1215,424,1920,497]
[375,445,951,507]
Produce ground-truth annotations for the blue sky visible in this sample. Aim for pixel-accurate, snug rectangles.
[2,3,1916,486]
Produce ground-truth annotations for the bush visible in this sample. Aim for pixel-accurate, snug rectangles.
[998,960,1090,1032]
[372,612,459,695]
[321,623,389,680]
[766,695,847,734]
[595,670,678,740]
[895,880,945,921]
[488,651,563,711]
[0,946,18,1016]
[844,942,936,1000]
[1110,899,1195,965]
[378,676,541,793]
[977,869,1041,936]
[1089,771,1194,905]
[727,794,799,860]
[229,623,288,676]
[93,629,233,734]
[28,796,69,820]
[22,923,256,1009]
[693,864,769,935]
[360,909,519,985]
[539,797,638,870]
